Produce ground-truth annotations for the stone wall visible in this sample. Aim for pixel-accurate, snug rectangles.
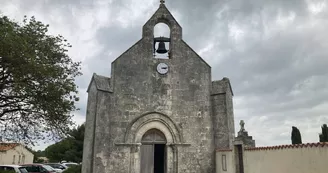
[211,78,235,150]
[216,142,328,173]
[216,149,235,173]
[244,143,328,173]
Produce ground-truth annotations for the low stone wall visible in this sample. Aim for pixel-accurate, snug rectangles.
[216,142,328,173]
[216,149,235,173]
[244,142,328,173]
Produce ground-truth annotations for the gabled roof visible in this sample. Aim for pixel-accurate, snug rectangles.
[0,143,19,152]
[87,73,112,93]
[142,3,182,30]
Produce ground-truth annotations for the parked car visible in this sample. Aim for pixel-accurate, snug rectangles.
[60,162,79,168]
[44,163,67,173]
[20,164,56,173]
[0,165,28,173]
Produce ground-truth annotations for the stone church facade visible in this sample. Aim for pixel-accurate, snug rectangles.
[82,1,235,173]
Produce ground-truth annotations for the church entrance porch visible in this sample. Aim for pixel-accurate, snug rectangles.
[121,112,186,173]
[140,129,167,173]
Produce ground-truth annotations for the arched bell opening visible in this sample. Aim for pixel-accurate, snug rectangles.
[140,129,167,173]
[153,23,170,59]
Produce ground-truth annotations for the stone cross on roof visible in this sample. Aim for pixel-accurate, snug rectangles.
[240,120,245,132]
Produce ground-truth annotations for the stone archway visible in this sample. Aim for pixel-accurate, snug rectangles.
[124,112,182,173]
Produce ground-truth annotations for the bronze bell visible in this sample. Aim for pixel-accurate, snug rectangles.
[156,41,168,54]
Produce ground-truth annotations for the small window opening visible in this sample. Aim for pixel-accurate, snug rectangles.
[222,154,227,171]
[154,23,170,59]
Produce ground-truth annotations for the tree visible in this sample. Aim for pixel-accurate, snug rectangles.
[0,15,81,144]
[26,147,47,163]
[33,150,46,163]
[291,126,302,144]
[319,124,328,142]
[45,124,84,163]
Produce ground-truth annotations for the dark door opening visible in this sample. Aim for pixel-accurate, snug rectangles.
[154,144,165,173]
[140,129,167,173]
[236,145,244,173]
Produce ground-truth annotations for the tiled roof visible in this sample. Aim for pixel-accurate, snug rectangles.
[0,143,19,152]
[245,142,328,151]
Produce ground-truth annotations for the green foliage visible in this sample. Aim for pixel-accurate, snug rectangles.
[319,124,328,142]
[62,165,81,173]
[45,124,84,163]
[34,157,45,163]
[0,171,16,173]
[25,147,46,162]
[0,15,82,144]
[0,170,16,173]
[291,126,302,144]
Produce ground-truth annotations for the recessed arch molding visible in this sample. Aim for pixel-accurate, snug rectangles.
[124,112,184,145]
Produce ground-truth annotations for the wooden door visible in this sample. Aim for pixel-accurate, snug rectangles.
[140,144,154,173]
[140,129,167,173]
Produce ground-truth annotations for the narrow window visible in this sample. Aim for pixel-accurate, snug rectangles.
[222,154,227,171]
[18,155,21,164]
[23,155,25,164]
[154,23,170,59]
[12,155,16,164]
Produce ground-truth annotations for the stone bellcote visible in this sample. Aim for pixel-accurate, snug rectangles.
[142,3,182,40]
[142,2,182,58]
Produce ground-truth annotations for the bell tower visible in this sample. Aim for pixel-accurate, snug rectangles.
[82,1,235,173]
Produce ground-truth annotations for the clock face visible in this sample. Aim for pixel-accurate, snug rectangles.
[157,63,169,75]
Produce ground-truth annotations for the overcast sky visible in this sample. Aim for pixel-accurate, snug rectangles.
[1,0,328,150]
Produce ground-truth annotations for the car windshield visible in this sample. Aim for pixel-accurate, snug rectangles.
[42,165,55,171]
[19,167,28,173]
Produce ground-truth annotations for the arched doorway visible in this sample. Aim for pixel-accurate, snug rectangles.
[140,129,167,173]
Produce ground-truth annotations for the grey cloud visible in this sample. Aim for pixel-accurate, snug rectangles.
[1,0,328,147]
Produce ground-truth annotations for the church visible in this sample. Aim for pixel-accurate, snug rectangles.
[82,1,237,173]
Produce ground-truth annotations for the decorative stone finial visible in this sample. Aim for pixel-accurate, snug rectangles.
[240,120,245,131]
[160,0,165,4]
[236,120,256,147]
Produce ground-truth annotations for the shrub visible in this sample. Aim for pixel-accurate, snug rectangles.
[62,165,81,173]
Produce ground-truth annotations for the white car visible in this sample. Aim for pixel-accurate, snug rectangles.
[0,165,28,173]
[61,162,79,168]
[45,163,68,173]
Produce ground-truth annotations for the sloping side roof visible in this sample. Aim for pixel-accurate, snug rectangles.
[0,143,19,152]
[245,142,328,151]
[181,40,211,68]
[211,77,234,96]
[87,73,112,93]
